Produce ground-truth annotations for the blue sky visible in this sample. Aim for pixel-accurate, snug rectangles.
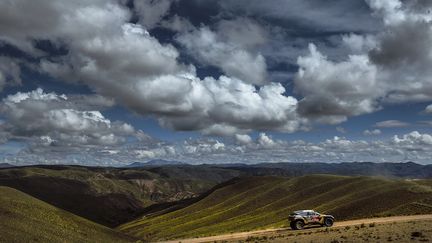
[0,0,432,165]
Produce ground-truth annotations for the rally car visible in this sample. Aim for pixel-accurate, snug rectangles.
[288,210,335,230]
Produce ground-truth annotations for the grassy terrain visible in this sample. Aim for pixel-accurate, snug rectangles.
[0,165,240,226]
[1,162,430,227]
[0,186,135,243]
[220,220,432,243]
[119,175,432,241]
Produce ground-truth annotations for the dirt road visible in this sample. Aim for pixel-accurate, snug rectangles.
[158,214,432,243]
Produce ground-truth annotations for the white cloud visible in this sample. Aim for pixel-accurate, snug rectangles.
[161,15,194,32]
[365,0,405,25]
[176,20,268,86]
[0,89,140,147]
[134,131,432,164]
[235,134,253,145]
[218,0,381,33]
[3,129,432,165]
[295,44,380,124]
[392,131,432,146]
[10,4,302,135]
[181,139,227,155]
[133,0,177,29]
[257,133,277,149]
[374,120,409,128]
[201,124,247,137]
[216,17,268,50]
[424,104,432,114]
[0,0,131,54]
[336,127,346,134]
[293,0,432,123]
[363,129,382,136]
[342,34,377,53]
[2,0,432,166]
[0,57,21,91]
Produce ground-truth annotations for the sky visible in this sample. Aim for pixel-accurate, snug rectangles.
[1,0,432,166]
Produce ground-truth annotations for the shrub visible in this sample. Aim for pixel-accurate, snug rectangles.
[411,231,423,238]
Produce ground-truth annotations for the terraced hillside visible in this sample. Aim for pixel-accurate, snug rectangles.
[119,175,432,241]
[0,165,240,226]
[0,186,134,243]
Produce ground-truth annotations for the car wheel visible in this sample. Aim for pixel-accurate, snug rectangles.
[324,217,334,227]
[295,220,305,230]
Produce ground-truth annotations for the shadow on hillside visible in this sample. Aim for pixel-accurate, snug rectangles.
[133,177,243,219]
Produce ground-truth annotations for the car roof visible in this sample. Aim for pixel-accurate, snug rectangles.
[293,210,316,214]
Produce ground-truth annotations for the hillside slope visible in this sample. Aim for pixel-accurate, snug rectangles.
[0,186,134,243]
[0,165,240,226]
[119,175,432,241]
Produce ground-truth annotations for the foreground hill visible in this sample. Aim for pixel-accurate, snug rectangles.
[119,175,432,241]
[0,186,134,243]
[171,216,432,243]
[0,165,240,226]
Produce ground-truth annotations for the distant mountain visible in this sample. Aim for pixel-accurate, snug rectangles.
[220,161,432,179]
[126,159,185,167]
[0,163,14,168]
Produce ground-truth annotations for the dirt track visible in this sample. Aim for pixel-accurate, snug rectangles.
[159,214,432,243]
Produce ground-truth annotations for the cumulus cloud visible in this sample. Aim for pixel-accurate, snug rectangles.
[218,0,381,33]
[4,0,415,138]
[0,0,131,54]
[257,133,278,149]
[130,131,432,164]
[176,19,268,85]
[3,128,432,165]
[234,134,253,145]
[3,0,431,133]
[1,0,432,165]
[36,22,300,135]
[161,15,195,33]
[293,0,432,123]
[367,0,432,101]
[295,44,380,124]
[0,89,139,147]
[0,0,305,138]
[133,0,177,29]
[374,120,409,128]
[392,131,432,147]
[0,57,21,90]
[424,104,432,114]
[364,129,382,136]
[342,34,377,54]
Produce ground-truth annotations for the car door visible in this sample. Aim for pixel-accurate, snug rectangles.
[311,212,321,223]
[305,212,314,223]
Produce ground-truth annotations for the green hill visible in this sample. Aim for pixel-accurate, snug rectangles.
[119,175,432,241]
[0,165,240,226]
[0,186,135,243]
